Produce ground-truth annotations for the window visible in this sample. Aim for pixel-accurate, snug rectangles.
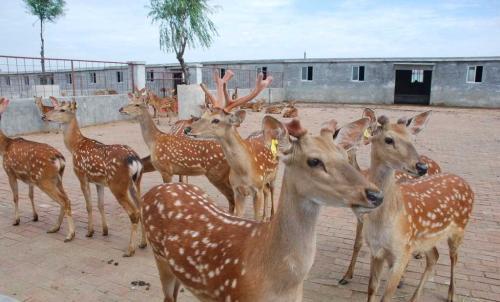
[117,71,123,83]
[147,70,154,82]
[24,76,29,85]
[89,72,97,84]
[257,66,268,80]
[66,73,72,84]
[411,70,424,83]
[467,65,483,83]
[5,76,11,86]
[301,66,313,81]
[220,68,226,78]
[352,66,365,81]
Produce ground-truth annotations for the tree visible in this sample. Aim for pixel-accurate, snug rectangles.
[148,0,218,84]
[23,0,65,78]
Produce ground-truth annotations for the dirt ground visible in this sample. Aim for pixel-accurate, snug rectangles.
[0,103,499,302]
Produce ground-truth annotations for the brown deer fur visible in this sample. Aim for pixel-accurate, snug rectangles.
[0,98,75,241]
[43,100,145,257]
[142,117,384,302]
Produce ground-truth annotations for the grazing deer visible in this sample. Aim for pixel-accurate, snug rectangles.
[142,117,384,302]
[265,103,285,114]
[43,100,146,256]
[340,109,442,285]
[191,71,279,220]
[0,98,75,241]
[357,115,473,302]
[282,102,298,118]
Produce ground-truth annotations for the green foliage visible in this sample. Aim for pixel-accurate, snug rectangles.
[23,0,65,23]
[148,0,218,56]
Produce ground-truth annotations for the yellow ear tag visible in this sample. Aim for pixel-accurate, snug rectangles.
[270,139,279,159]
[363,128,372,139]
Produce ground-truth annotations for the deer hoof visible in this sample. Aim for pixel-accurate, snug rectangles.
[64,233,75,242]
[123,250,135,257]
[102,228,108,236]
[86,230,94,238]
[47,226,60,233]
[397,280,404,288]
[33,214,39,222]
[338,278,349,285]
[13,218,20,226]
[139,242,147,249]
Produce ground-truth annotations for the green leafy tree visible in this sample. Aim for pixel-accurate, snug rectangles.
[23,0,65,77]
[148,0,218,84]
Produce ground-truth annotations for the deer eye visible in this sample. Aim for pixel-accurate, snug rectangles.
[212,119,220,124]
[384,137,394,145]
[60,109,66,113]
[135,104,140,107]
[307,158,323,168]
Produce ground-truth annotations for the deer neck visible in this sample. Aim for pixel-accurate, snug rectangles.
[0,129,12,155]
[62,115,84,153]
[217,127,253,175]
[137,108,160,150]
[257,169,320,290]
[367,149,403,221]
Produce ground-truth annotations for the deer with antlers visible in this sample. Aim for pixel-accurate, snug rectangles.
[0,98,75,241]
[43,99,146,256]
[351,114,473,302]
[339,109,442,286]
[142,116,384,302]
[192,71,279,220]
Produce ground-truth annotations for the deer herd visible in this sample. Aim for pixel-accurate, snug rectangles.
[0,69,474,302]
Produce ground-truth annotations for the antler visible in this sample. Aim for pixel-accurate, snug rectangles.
[199,69,235,108]
[224,73,273,112]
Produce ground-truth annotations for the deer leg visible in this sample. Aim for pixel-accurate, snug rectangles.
[380,252,411,302]
[41,179,75,242]
[96,184,108,236]
[154,254,180,302]
[367,255,384,302]
[110,187,140,257]
[234,188,246,218]
[339,219,364,285]
[207,175,235,214]
[253,189,265,221]
[269,181,275,217]
[129,177,147,249]
[410,247,439,302]
[263,185,270,220]
[7,174,20,226]
[79,178,94,237]
[161,173,173,183]
[28,184,38,222]
[447,232,464,302]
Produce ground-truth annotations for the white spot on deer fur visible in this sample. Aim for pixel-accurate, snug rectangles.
[231,279,237,288]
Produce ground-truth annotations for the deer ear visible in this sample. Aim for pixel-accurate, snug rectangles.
[49,96,59,107]
[405,111,431,135]
[320,119,338,138]
[334,118,370,151]
[128,92,134,99]
[229,110,246,126]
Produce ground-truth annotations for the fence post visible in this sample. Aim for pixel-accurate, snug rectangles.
[127,61,146,92]
[71,60,76,100]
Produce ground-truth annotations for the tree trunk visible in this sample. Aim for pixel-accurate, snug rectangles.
[40,18,46,83]
[177,55,189,85]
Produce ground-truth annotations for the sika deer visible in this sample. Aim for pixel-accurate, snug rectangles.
[0,98,75,241]
[283,101,298,118]
[360,115,473,302]
[340,109,442,285]
[189,71,278,220]
[142,117,384,302]
[43,100,146,256]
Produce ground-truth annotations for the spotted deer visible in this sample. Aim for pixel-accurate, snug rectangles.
[188,71,279,220]
[0,98,75,241]
[282,101,298,118]
[340,109,442,285]
[43,100,146,257]
[265,103,285,114]
[142,117,384,302]
[357,115,473,302]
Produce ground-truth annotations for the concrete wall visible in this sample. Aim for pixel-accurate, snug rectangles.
[430,61,500,107]
[1,94,131,136]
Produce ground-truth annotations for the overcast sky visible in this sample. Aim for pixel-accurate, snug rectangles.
[1,0,499,64]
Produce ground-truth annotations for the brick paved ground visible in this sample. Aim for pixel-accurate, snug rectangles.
[0,104,499,302]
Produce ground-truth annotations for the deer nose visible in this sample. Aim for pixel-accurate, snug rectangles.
[119,107,123,112]
[365,189,384,207]
[184,127,192,135]
[41,114,46,121]
[416,162,428,176]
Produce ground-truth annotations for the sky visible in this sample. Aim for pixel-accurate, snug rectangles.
[1,0,499,64]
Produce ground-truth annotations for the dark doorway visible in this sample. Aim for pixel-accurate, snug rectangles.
[173,72,183,94]
[394,69,432,105]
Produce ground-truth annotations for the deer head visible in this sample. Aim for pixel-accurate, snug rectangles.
[368,111,432,176]
[188,71,272,138]
[119,92,150,118]
[43,98,77,124]
[0,97,10,114]
[281,118,383,211]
